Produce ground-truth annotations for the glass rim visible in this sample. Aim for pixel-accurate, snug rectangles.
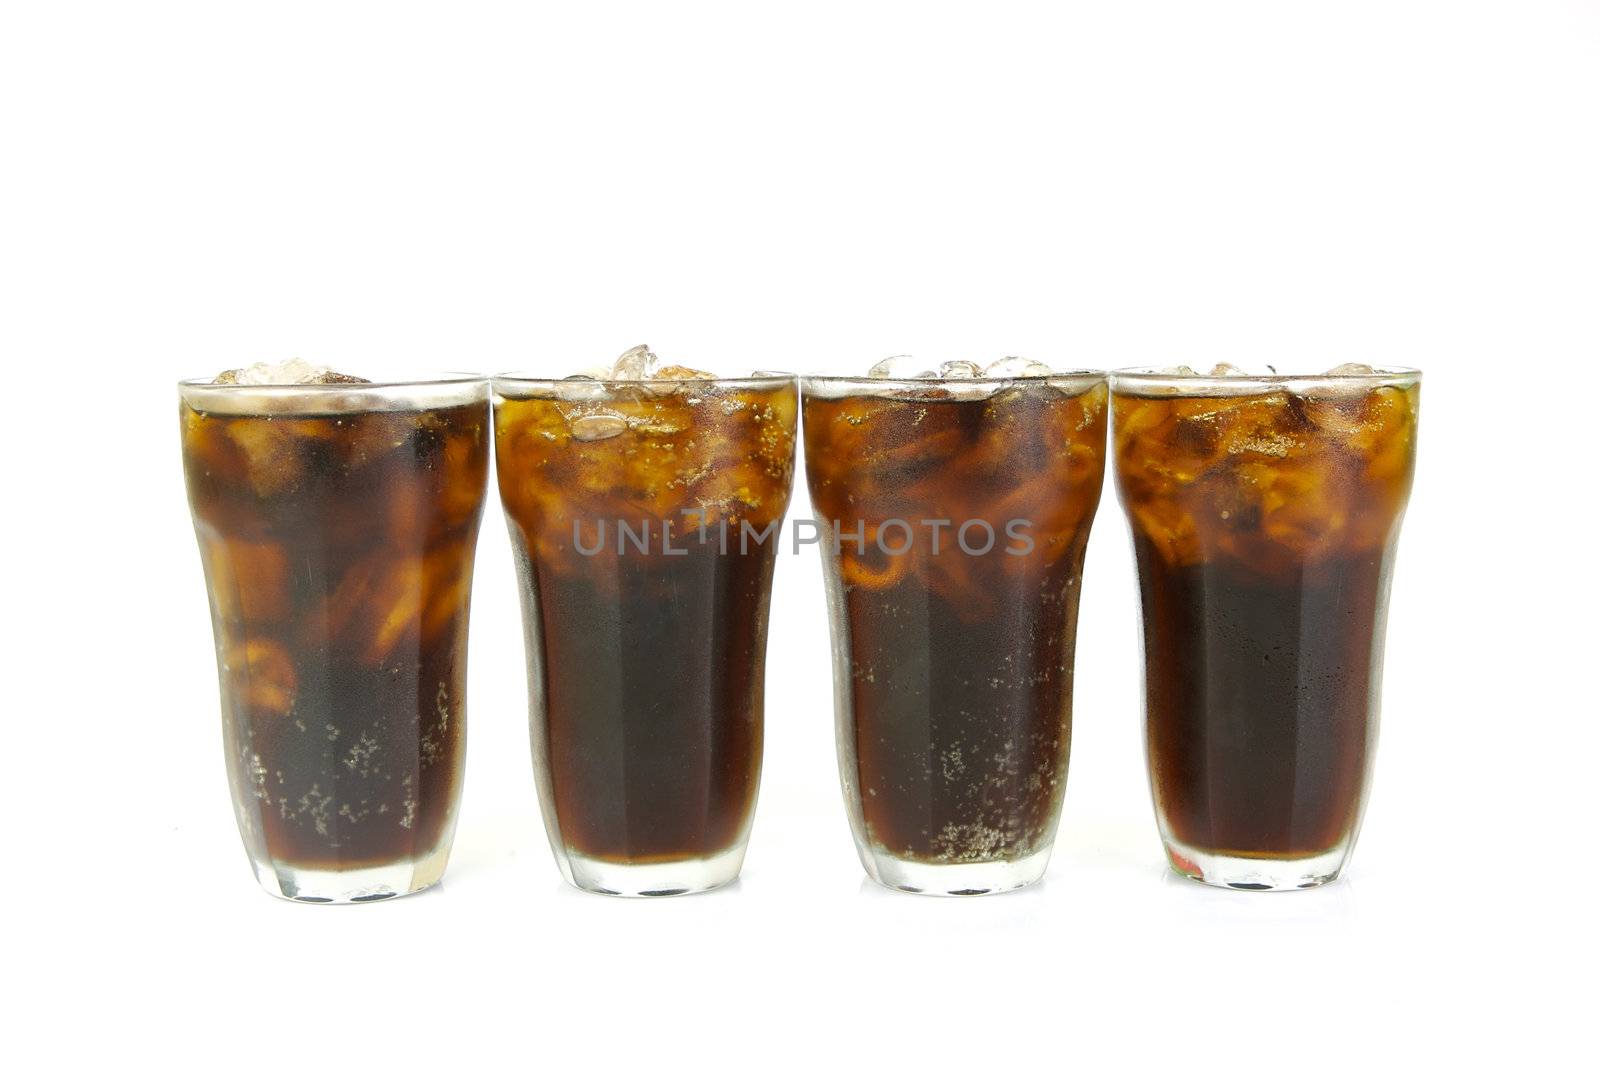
[802,369,1106,388]
[1108,364,1422,393]
[492,371,798,390]
[178,372,488,414]
[178,370,488,393]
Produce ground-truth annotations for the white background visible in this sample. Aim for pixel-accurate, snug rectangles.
[3,1,1596,1060]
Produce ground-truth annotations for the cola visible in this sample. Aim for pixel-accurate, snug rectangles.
[495,354,797,896]
[803,368,1108,894]
[181,371,489,902]
[1112,365,1419,889]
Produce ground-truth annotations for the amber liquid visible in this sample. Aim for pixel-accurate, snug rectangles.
[183,401,487,868]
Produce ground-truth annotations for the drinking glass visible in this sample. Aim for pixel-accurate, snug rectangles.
[803,372,1107,895]
[1111,366,1420,889]
[494,373,798,896]
[180,374,490,902]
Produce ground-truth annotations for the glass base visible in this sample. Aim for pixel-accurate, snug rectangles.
[1163,839,1346,891]
[249,847,449,904]
[858,846,1052,896]
[559,845,745,897]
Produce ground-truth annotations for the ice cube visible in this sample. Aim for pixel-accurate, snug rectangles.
[208,539,291,623]
[611,344,658,380]
[325,549,470,666]
[569,411,629,441]
[436,433,487,528]
[362,560,424,666]
[656,365,717,381]
[868,355,917,379]
[645,363,719,395]
[938,360,982,379]
[224,418,334,495]
[1208,362,1249,377]
[421,547,472,644]
[941,380,1006,401]
[214,358,369,386]
[1301,362,1385,397]
[554,375,608,402]
[225,638,298,716]
[984,356,1055,378]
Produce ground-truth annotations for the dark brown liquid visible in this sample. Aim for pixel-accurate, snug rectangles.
[803,381,1107,864]
[512,530,775,862]
[830,531,1091,862]
[182,400,487,869]
[1137,544,1385,858]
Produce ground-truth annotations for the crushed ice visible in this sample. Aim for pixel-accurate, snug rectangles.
[213,358,369,386]
[866,355,1059,380]
[1154,362,1385,378]
[562,344,720,384]
[557,345,727,441]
